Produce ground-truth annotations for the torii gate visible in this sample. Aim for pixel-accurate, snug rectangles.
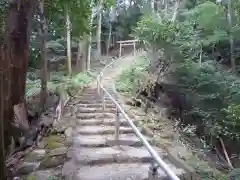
[116,39,138,57]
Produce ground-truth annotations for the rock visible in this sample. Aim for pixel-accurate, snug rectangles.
[62,161,77,177]
[53,117,75,133]
[40,115,54,127]
[42,135,66,150]
[26,175,37,180]
[27,169,62,180]
[38,156,67,169]
[49,147,67,156]
[37,141,46,149]
[64,127,72,138]
[46,141,65,149]
[16,162,40,175]
[25,149,46,162]
[159,132,175,140]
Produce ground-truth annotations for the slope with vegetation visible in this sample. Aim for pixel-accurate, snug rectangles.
[116,0,240,179]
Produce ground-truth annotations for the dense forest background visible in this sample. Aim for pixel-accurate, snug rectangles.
[2,0,240,179]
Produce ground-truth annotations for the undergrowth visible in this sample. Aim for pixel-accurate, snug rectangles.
[26,71,91,97]
[187,156,227,180]
[115,55,149,94]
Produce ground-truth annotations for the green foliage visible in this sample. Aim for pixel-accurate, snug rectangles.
[134,14,178,48]
[188,156,227,180]
[229,168,240,180]
[116,56,149,94]
[173,60,240,139]
[26,71,91,97]
[132,0,240,143]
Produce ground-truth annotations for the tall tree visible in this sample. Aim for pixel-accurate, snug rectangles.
[8,0,37,106]
[0,0,37,178]
[227,0,235,72]
[65,5,72,75]
[0,2,8,178]
[87,1,95,71]
[39,0,48,112]
[97,0,103,56]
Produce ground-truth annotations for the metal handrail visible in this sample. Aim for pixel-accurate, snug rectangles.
[96,55,180,180]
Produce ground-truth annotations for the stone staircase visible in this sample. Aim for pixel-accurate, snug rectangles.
[62,86,191,180]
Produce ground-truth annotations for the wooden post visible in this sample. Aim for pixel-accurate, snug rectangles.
[97,79,99,95]
[148,162,159,180]
[102,92,105,110]
[133,41,136,56]
[115,107,120,141]
[119,42,122,57]
[98,75,102,95]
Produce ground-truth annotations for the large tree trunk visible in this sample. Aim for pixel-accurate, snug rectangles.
[39,0,48,112]
[0,9,7,179]
[65,5,72,76]
[0,0,37,178]
[8,1,37,106]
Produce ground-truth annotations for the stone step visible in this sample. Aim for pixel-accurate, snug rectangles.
[72,134,154,148]
[75,103,116,108]
[77,118,136,127]
[76,112,118,119]
[75,96,115,101]
[74,99,116,104]
[73,146,165,165]
[76,126,134,135]
[76,107,116,113]
[77,93,117,98]
[73,163,185,180]
[82,88,115,94]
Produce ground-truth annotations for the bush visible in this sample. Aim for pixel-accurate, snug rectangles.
[116,56,149,94]
[172,60,240,140]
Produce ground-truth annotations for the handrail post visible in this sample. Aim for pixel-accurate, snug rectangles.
[99,74,102,96]
[115,107,120,141]
[97,77,99,95]
[102,92,105,110]
[148,162,159,180]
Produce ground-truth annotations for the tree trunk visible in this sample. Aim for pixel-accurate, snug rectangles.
[0,10,7,179]
[8,0,37,106]
[65,5,72,76]
[0,0,37,178]
[87,3,94,71]
[227,0,235,72]
[151,0,154,11]
[97,0,103,56]
[77,35,88,72]
[107,23,112,55]
[39,0,48,113]
[171,0,180,23]
[76,37,82,72]
[164,0,168,12]
[83,33,88,71]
